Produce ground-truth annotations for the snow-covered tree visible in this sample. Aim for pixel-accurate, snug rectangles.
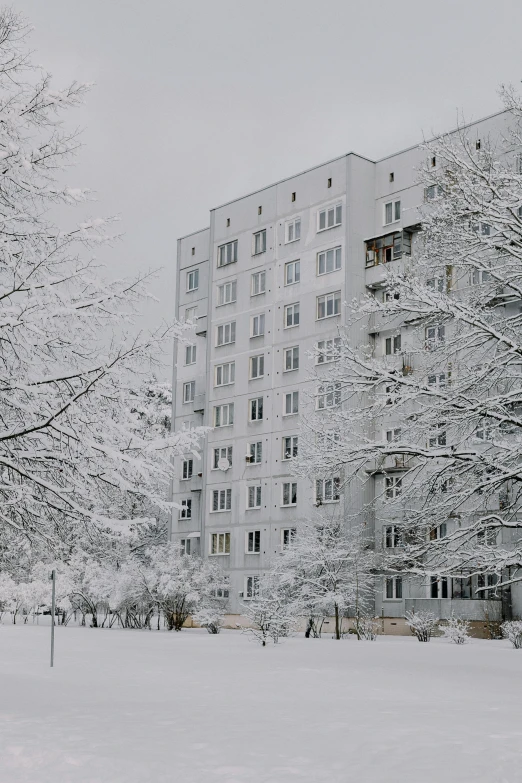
[299,89,522,597]
[0,10,205,552]
[501,619,522,648]
[240,569,298,646]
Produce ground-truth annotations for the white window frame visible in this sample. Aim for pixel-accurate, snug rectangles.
[251,270,266,296]
[316,291,341,320]
[253,229,267,256]
[249,354,265,380]
[282,481,297,507]
[384,525,402,549]
[181,459,193,480]
[179,498,192,520]
[316,337,341,364]
[185,344,196,365]
[217,240,238,268]
[427,372,446,389]
[282,435,298,460]
[281,527,297,549]
[244,575,260,599]
[248,441,262,464]
[183,381,195,403]
[246,530,261,553]
[217,280,237,306]
[317,246,342,276]
[284,302,300,328]
[283,345,299,372]
[216,321,236,347]
[210,531,230,555]
[316,382,341,410]
[285,260,300,286]
[385,428,402,443]
[384,200,401,226]
[385,334,402,355]
[315,477,340,503]
[213,445,232,470]
[211,488,232,513]
[214,403,234,427]
[317,203,342,232]
[425,324,445,350]
[249,397,263,422]
[385,476,402,500]
[215,361,235,387]
[247,486,262,510]
[251,312,265,338]
[283,390,299,416]
[184,306,197,323]
[285,217,301,244]
[385,576,403,599]
[186,268,199,292]
[427,276,445,292]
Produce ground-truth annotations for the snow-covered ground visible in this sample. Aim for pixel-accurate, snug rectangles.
[0,625,521,783]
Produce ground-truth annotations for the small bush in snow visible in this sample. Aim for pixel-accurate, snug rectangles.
[405,610,438,642]
[193,604,226,634]
[353,615,379,641]
[501,620,522,649]
[439,614,470,644]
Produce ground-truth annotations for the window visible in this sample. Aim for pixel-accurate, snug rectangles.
[253,230,266,255]
[284,302,300,328]
[318,203,342,231]
[425,184,442,201]
[258,206,262,216]
[180,538,191,555]
[428,425,446,448]
[186,269,199,292]
[284,346,299,372]
[471,269,491,285]
[285,260,300,285]
[248,441,262,464]
[385,476,402,499]
[316,337,341,364]
[282,482,297,506]
[182,459,193,480]
[246,530,261,552]
[184,306,197,322]
[475,422,492,441]
[327,177,332,188]
[250,397,263,421]
[427,373,446,388]
[477,574,498,599]
[315,477,340,503]
[215,361,235,386]
[389,172,394,182]
[210,532,230,554]
[247,486,262,510]
[317,291,341,319]
[214,403,234,427]
[217,280,237,306]
[211,488,232,512]
[317,382,341,410]
[452,576,471,600]
[477,528,497,546]
[191,247,195,256]
[425,325,445,350]
[430,576,449,599]
[217,240,238,267]
[282,528,297,548]
[185,344,196,365]
[183,381,195,403]
[385,428,402,443]
[283,391,299,416]
[251,271,266,296]
[429,523,447,541]
[212,577,230,599]
[216,321,236,346]
[385,335,401,355]
[213,445,232,469]
[431,156,436,168]
[291,192,296,202]
[286,217,300,242]
[384,525,402,548]
[317,246,342,275]
[427,277,445,292]
[475,139,481,151]
[384,200,401,225]
[365,232,409,266]
[179,499,192,520]
[250,354,264,379]
[226,218,230,227]
[245,575,260,599]
[385,576,402,599]
[251,313,265,337]
[283,435,298,460]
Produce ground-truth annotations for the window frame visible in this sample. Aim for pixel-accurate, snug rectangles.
[285,217,301,244]
[316,291,341,320]
[316,382,341,410]
[284,260,301,286]
[316,337,341,365]
[217,280,237,306]
[252,229,267,256]
[183,380,195,404]
[186,268,199,292]
[282,435,298,460]
[246,486,262,510]
[283,390,299,416]
[179,498,192,520]
[281,527,297,549]
[383,200,401,226]
[249,396,264,422]
[282,481,298,507]
[250,312,265,338]
[181,459,193,480]
[185,343,196,365]
[216,321,236,347]
[212,445,232,470]
[251,270,266,297]
[249,354,265,380]
[317,203,342,232]
[244,575,260,599]
[214,402,234,427]
[211,488,232,513]
[283,345,299,372]
[315,477,341,503]
[214,361,235,387]
[246,529,261,553]
[284,302,300,328]
[385,575,403,599]
[210,531,231,555]
[385,476,402,500]
[217,240,238,268]
[317,246,342,276]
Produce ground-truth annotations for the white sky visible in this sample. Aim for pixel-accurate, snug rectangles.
[13,0,522,372]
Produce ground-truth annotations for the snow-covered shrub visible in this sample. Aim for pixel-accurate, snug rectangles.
[240,572,298,646]
[501,620,522,649]
[439,614,470,644]
[193,604,226,634]
[405,611,438,642]
[354,615,379,641]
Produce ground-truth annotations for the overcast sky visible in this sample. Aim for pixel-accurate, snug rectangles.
[13,0,522,372]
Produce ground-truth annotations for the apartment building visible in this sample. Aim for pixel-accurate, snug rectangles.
[170,108,521,624]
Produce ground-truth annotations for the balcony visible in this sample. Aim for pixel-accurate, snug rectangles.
[193,393,205,413]
[195,315,207,336]
[405,598,501,621]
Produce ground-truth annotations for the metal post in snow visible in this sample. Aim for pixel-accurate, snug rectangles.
[50,569,56,668]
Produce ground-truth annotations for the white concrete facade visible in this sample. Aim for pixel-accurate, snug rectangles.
[170,108,521,621]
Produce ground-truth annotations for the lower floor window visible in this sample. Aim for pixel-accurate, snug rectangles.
[246,530,261,553]
[430,576,449,599]
[245,575,260,599]
[210,532,230,555]
[179,499,192,520]
[281,527,297,548]
[385,576,402,599]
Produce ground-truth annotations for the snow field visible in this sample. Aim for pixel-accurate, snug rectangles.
[0,625,521,783]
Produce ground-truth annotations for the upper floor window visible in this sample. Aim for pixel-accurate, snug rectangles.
[282,527,297,549]
[285,260,300,285]
[210,532,230,555]
[186,269,199,292]
[185,344,196,365]
[218,240,238,267]
[216,321,236,346]
[385,334,401,355]
[317,291,341,320]
[283,435,298,460]
[471,269,491,285]
[214,403,234,427]
[253,229,266,255]
[250,354,265,380]
[317,382,341,410]
[428,424,446,448]
[427,276,445,292]
[245,575,260,599]
[251,271,266,296]
[318,203,342,232]
[385,476,402,500]
[179,498,192,520]
[385,576,402,599]
[384,200,401,225]
[425,324,445,350]
[182,459,193,480]
[282,481,297,507]
[246,529,261,551]
[284,345,299,372]
[384,525,402,548]
[249,397,264,421]
[215,361,235,387]
[184,306,197,322]
[317,246,342,276]
[251,313,265,338]
[283,391,299,416]
[217,280,237,306]
[316,337,341,364]
[425,184,442,201]
[211,488,232,512]
[315,477,340,503]
[385,428,402,442]
[429,523,447,541]
[285,217,301,243]
[183,381,195,403]
[427,373,446,388]
[248,441,262,464]
[365,231,410,267]
[247,487,262,511]
[284,302,300,328]
[213,445,232,469]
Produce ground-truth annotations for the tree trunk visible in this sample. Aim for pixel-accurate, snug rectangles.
[334,603,341,640]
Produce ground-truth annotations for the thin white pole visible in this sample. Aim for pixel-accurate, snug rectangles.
[50,569,56,668]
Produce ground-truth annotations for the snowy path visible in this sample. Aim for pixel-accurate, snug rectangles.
[0,625,521,782]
